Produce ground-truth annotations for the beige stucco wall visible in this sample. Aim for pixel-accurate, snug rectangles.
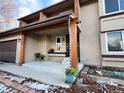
[98,0,124,67]
[47,35,66,62]
[37,35,47,55]
[49,35,66,52]
[0,34,21,42]
[102,61,124,68]
[101,15,124,32]
[98,0,124,32]
[98,0,105,16]
[25,34,39,62]
[79,1,102,66]
[0,33,22,64]
[25,34,66,62]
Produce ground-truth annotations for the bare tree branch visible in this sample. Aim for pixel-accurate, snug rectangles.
[0,0,18,30]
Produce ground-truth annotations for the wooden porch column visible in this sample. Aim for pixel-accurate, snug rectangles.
[69,0,80,68]
[74,0,80,17]
[19,32,26,65]
[69,19,78,68]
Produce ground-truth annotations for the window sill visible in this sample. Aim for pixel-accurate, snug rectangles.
[48,53,66,57]
[102,55,124,58]
[48,52,66,54]
[100,11,124,19]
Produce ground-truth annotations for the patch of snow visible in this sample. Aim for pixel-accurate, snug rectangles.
[78,63,84,71]
[0,83,8,92]
[62,57,70,65]
[94,77,118,86]
[96,71,103,76]
[3,75,25,83]
[23,82,50,91]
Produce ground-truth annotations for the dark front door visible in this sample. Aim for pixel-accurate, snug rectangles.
[66,33,80,62]
[0,40,17,63]
[77,33,80,62]
[66,35,70,57]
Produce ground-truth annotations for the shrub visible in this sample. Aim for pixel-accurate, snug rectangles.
[35,53,41,58]
[41,54,45,60]
[65,67,78,76]
[48,49,54,53]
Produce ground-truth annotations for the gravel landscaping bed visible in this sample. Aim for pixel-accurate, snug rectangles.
[71,74,124,93]
[0,70,69,93]
[70,65,124,93]
[0,65,124,93]
[0,83,22,93]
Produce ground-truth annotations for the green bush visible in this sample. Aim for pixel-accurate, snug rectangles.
[35,53,41,58]
[65,67,78,76]
[41,54,45,60]
[35,53,41,61]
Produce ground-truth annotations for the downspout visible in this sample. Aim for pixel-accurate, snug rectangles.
[68,15,71,67]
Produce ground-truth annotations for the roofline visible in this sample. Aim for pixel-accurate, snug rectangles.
[17,0,93,20]
[0,12,72,37]
[17,0,66,20]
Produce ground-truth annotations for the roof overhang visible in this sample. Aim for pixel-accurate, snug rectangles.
[18,0,90,20]
[0,12,72,37]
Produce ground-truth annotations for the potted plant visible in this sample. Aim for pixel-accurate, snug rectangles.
[48,49,54,53]
[35,53,41,61]
[41,54,45,61]
[65,67,78,84]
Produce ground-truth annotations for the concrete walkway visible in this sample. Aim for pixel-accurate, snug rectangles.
[0,61,84,88]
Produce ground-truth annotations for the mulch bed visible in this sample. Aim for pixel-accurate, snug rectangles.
[71,74,124,93]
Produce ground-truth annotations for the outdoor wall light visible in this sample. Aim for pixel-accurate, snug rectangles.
[17,38,21,41]
[70,15,75,19]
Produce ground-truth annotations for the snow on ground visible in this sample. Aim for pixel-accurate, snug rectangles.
[0,83,21,93]
[0,83,8,92]
[23,81,50,91]
[3,75,25,83]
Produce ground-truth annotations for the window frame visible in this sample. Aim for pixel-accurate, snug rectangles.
[104,0,124,15]
[56,36,62,51]
[106,31,124,53]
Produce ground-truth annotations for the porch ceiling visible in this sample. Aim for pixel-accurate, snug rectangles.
[34,26,68,35]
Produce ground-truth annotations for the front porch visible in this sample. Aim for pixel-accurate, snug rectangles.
[0,61,84,88]
[24,27,70,63]
[19,11,79,68]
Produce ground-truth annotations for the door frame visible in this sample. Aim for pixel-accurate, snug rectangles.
[66,33,80,62]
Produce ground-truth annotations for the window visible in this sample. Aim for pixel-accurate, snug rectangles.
[120,0,124,10]
[104,0,124,14]
[107,32,124,52]
[56,37,61,51]
[105,0,119,14]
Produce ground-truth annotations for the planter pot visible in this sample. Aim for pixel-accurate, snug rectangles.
[36,58,41,61]
[65,75,74,83]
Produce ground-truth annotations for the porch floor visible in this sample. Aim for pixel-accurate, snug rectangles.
[0,61,84,88]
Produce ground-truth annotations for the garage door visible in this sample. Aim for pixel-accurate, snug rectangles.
[0,40,17,63]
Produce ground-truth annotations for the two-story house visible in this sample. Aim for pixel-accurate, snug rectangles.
[0,0,124,68]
